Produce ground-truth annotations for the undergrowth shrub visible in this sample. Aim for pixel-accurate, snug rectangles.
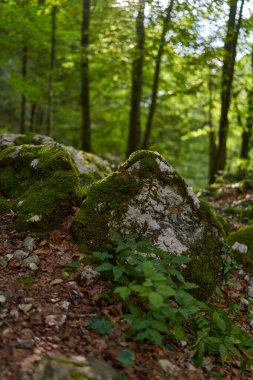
[87,234,253,369]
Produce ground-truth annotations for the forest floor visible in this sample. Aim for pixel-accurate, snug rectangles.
[0,186,253,380]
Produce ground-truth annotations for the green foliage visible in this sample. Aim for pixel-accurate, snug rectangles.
[116,349,135,368]
[90,234,253,368]
[18,274,34,288]
[89,315,114,335]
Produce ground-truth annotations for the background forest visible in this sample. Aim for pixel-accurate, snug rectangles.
[0,0,253,187]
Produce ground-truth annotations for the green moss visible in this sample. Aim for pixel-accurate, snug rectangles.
[71,171,141,250]
[15,133,36,146]
[71,370,88,380]
[0,196,11,214]
[227,226,253,273]
[199,199,226,237]
[0,144,82,232]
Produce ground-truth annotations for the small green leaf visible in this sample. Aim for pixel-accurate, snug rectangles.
[95,262,113,272]
[142,261,154,277]
[213,311,226,332]
[113,266,124,280]
[194,341,205,367]
[114,286,131,300]
[219,344,228,362]
[148,292,163,308]
[66,261,80,268]
[89,316,114,335]
[156,284,175,297]
[117,349,135,368]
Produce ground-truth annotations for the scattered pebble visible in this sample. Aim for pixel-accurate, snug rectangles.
[23,236,35,252]
[80,268,99,285]
[16,338,35,350]
[248,287,253,298]
[14,250,29,260]
[50,278,63,286]
[238,270,245,276]
[240,298,249,307]
[23,255,40,267]
[6,253,13,261]
[18,304,33,313]
[232,242,248,254]
[58,301,70,312]
[45,314,67,327]
[10,308,19,318]
[0,294,6,303]
[26,263,38,271]
[159,359,180,376]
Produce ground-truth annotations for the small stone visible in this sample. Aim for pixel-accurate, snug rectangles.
[18,304,33,313]
[45,314,67,327]
[80,268,99,284]
[58,301,70,312]
[6,253,13,261]
[245,275,250,282]
[232,242,248,254]
[26,263,38,271]
[248,287,253,298]
[23,298,34,303]
[238,270,245,276]
[240,298,249,307]
[14,250,29,260]
[180,340,187,347]
[159,359,180,376]
[16,338,35,349]
[0,294,6,303]
[23,255,40,267]
[23,237,35,252]
[250,320,253,328]
[50,278,63,286]
[0,256,7,268]
[10,308,19,318]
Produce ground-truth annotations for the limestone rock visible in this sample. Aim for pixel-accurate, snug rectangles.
[71,150,224,298]
[0,142,82,231]
[228,225,253,274]
[33,354,118,380]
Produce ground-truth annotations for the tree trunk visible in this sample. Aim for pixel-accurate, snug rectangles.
[212,0,244,179]
[208,68,217,184]
[126,0,145,156]
[30,103,37,132]
[20,46,27,134]
[46,5,57,137]
[142,0,174,150]
[81,0,91,152]
[240,46,253,160]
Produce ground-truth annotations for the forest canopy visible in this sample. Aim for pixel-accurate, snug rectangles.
[0,0,252,186]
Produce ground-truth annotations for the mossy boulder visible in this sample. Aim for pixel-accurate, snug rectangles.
[0,143,82,232]
[34,354,118,380]
[71,150,224,298]
[0,134,112,191]
[227,225,253,273]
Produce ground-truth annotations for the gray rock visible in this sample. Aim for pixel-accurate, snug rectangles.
[58,301,70,312]
[159,359,180,379]
[16,338,35,349]
[80,268,99,284]
[33,354,118,380]
[45,314,67,327]
[71,150,224,298]
[23,255,40,267]
[240,298,249,307]
[248,287,253,298]
[6,253,13,261]
[0,256,7,268]
[0,294,6,303]
[26,263,39,271]
[18,304,33,313]
[14,250,29,260]
[23,237,35,251]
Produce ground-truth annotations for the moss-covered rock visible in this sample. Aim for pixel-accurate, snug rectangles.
[227,225,253,273]
[0,195,11,214]
[0,143,82,232]
[33,354,118,380]
[71,150,224,298]
[0,134,112,191]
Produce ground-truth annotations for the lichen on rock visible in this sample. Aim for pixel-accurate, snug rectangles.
[71,150,224,298]
[0,142,82,232]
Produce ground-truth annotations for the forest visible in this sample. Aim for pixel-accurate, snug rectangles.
[0,0,253,379]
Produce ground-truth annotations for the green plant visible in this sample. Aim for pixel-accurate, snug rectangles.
[90,234,253,369]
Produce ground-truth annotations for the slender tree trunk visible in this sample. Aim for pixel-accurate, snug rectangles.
[20,46,27,134]
[208,68,217,184]
[142,0,174,150]
[126,0,145,156]
[46,5,57,137]
[212,0,244,179]
[81,0,91,152]
[30,103,37,132]
[240,46,253,160]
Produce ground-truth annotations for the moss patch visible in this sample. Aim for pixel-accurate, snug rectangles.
[0,143,82,232]
[227,226,253,273]
[0,196,11,214]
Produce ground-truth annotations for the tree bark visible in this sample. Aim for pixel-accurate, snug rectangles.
[212,0,244,179]
[240,46,253,160]
[20,46,27,134]
[126,0,145,156]
[46,5,57,137]
[208,68,217,184]
[30,103,37,132]
[142,0,174,150]
[81,0,91,152]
